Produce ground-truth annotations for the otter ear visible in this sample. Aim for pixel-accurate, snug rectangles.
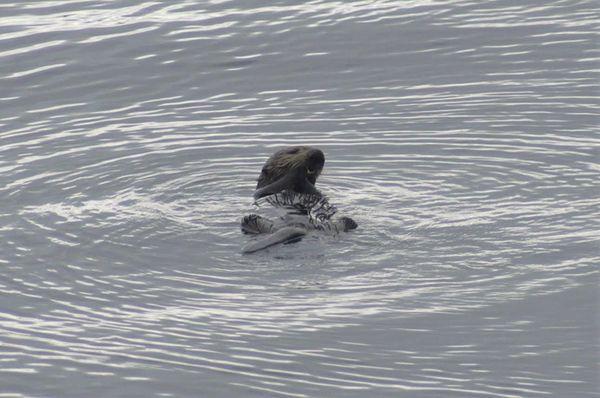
[253,173,293,200]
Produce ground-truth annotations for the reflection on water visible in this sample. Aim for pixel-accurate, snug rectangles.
[0,0,598,397]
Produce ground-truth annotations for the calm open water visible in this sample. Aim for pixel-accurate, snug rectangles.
[0,1,598,397]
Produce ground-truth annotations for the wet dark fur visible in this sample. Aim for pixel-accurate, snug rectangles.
[254,146,325,200]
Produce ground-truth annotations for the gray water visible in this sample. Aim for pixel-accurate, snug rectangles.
[0,1,598,397]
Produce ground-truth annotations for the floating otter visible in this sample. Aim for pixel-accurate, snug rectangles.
[241,146,357,253]
[254,146,325,200]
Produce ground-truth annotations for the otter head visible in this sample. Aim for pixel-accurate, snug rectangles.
[302,148,325,185]
[254,146,325,200]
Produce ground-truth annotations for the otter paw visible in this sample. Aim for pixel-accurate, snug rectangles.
[341,217,358,231]
[241,214,275,234]
[241,214,263,234]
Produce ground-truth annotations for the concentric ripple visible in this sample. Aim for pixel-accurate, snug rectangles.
[0,0,598,397]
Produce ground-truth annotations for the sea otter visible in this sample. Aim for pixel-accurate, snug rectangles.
[241,146,357,253]
[253,146,325,200]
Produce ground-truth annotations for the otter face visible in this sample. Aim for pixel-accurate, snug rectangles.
[254,146,326,199]
[304,148,324,185]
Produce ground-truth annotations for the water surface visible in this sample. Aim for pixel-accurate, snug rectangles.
[0,1,598,397]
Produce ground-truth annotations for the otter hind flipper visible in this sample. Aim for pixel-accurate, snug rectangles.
[242,227,307,254]
[340,216,358,231]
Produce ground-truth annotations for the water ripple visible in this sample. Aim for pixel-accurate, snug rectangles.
[0,0,598,397]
